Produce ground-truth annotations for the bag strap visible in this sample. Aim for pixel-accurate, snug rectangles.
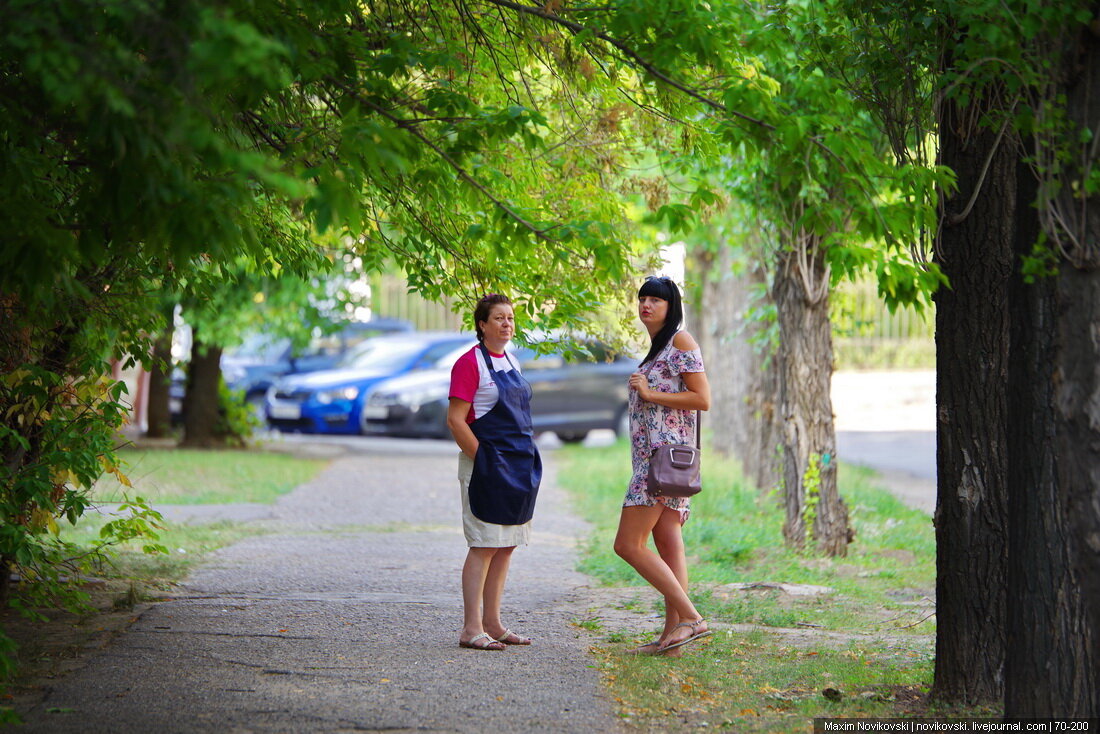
[694,408,701,450]
[641,342,701,450]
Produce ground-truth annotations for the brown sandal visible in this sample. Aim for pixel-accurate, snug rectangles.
[657,619,712,652]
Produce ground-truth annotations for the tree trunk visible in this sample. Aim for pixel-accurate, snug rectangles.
[696,239,781,492]
[931,89,1014,705]
[1005,147,1093,715]
[773,237,849,556]
[1051,263,1100,716]
[180,333,225,448]
[1006,24,1100,715]
[1049,27,1100,715]
[144,318,175,439]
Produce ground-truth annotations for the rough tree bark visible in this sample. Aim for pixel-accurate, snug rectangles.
[1005,149,1092,715]
[180,333,225,448]
[1050,27,1100,713]
[773,237,850,556]
[696,241,781,493]
[1051,263,1100,717]
[931,87,1014,704]
[1006,24,1100,716]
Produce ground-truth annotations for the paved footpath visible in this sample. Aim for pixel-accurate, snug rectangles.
[17,441,623,733]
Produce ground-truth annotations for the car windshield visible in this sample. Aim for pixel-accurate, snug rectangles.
[337,339,428,371]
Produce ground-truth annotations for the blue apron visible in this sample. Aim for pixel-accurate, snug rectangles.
[467,344,542,525]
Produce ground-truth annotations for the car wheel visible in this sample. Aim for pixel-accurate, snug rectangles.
[556,431,589,444]
[613,405,630,438]
[358,406,377,436]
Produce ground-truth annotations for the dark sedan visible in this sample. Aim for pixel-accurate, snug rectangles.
[361,341,636,442]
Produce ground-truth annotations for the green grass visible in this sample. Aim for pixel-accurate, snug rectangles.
[60,516,269,588]
[560,441,935,608]
[92,448,328,504]
[592,631,933,731]
[57,448,329,597]
[557,440,945,731]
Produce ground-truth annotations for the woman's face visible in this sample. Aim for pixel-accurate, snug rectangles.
[638,295,668,329]
[480,303,515,344]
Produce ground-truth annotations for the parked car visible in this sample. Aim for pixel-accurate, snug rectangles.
[222,317,413,401]
[264,332,475,434]
[361,339,636,442]
[169,317,413,420]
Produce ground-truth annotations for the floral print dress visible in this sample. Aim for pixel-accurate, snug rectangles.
[624,339,705,524]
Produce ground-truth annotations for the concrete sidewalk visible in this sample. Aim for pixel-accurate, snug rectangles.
[17,448,622,733]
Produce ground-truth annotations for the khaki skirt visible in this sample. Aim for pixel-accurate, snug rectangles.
[458,452,531,548]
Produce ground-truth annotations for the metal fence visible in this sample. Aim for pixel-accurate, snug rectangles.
[369,275,465,332]
[832,279,935,369]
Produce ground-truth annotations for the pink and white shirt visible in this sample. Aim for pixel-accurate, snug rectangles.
[448,345,522,423]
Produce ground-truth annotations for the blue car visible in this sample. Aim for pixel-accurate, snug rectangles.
[170,317,412,423]
[264,332,474,434]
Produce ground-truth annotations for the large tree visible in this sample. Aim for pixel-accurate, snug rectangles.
[1005,10,1100,716]
[715,1,943,556]
[822,0,1099,712]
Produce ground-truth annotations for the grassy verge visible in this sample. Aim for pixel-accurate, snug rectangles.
[557,440,991,731]
[92,447,328,504]
[67,446,329,589]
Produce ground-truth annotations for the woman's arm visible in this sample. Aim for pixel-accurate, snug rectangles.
[627,331,712,411]
[447,398,480,458]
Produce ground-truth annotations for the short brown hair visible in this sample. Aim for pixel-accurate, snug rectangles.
[474,293,512,341]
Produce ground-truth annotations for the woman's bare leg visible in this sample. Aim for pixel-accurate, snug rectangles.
[652,506,689,641]
[614,505,703,630]
[481,546,516,639]
[460,547,502,645]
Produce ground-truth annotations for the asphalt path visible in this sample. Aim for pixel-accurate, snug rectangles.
[833,370,936,514]
[18,438,623,733]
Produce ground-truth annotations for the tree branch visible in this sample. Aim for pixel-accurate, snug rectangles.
[333,81,551,239]
[480,0,776,132]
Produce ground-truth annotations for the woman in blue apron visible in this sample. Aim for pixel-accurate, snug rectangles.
[446,294,542,651]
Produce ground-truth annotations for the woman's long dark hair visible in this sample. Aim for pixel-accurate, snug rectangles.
[638,276,683,366]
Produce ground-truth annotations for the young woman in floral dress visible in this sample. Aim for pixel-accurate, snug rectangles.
[615,276,712,654]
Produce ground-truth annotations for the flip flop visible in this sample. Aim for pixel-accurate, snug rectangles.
[495,629,532,645]
[459,632,506,651]
[627,639,684,657]
[626,640,661,655]
[657,620,712,652]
